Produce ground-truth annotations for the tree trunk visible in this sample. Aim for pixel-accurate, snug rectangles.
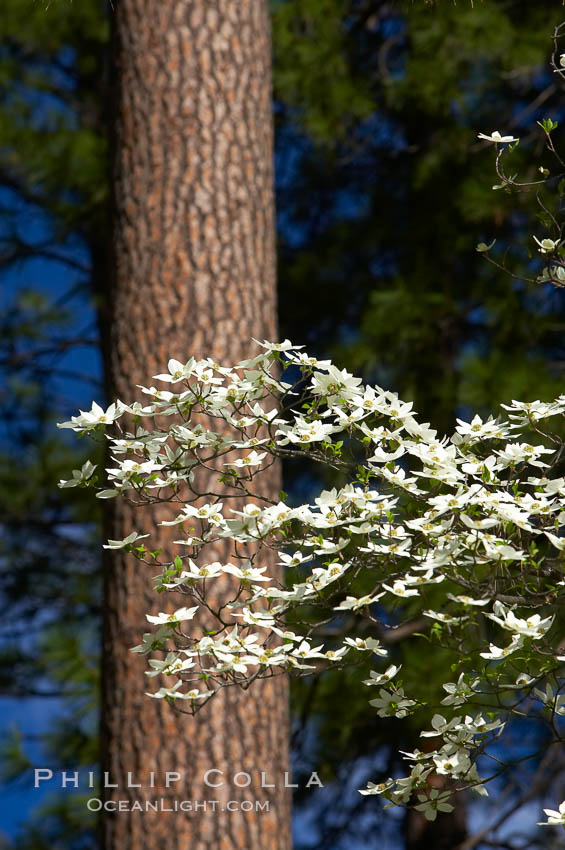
[100,2,291,848]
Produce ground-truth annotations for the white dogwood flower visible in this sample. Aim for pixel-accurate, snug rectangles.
[414,789,454,822]
[146,606,199,625]
[477,130,518,143]
[58,401,121,432]
[539,801,565,826]
[533,236,560,254]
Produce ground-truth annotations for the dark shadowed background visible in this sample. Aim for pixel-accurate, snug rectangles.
[2,1,565,848]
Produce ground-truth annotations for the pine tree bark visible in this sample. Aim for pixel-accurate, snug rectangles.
[99,2,291,848]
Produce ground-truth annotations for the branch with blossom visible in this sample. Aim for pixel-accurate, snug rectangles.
[59,339,565,825]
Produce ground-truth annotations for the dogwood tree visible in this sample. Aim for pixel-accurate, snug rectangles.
[59,335,565,827]
[58,24,565,838]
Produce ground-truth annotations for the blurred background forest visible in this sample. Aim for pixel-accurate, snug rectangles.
[2,0,565,848]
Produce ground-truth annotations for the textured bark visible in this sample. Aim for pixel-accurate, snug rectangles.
[100,2,290,848]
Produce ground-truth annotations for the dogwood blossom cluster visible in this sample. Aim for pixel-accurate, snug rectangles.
[59,340,565,823]
[468,39,565,826]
